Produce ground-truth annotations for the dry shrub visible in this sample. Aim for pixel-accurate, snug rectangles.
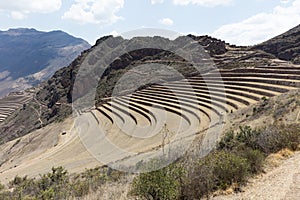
[278,148,294,158]
[256,124,300,153]
[182,151,250,199]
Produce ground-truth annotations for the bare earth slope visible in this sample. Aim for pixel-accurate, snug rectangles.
[0,118,101,183]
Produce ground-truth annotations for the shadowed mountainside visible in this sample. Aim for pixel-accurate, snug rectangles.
[254,24,300,64]
[0,28,90,96]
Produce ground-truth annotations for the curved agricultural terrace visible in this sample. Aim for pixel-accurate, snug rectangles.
[0,65,300,182]
[95,65,300,130]
[76,65,300,168]
[0,93,32,123]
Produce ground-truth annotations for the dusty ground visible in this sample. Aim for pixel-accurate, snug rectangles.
[0,117,102,184]
[212,151,300,200]
[0,109,214,184]
[208,90,300,200]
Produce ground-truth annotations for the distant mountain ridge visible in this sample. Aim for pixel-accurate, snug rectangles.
[0,28,90,96]
[254,24,300,64]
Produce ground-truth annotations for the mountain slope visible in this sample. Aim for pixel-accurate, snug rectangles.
[0,28,90,96]
[254,24,300,64]
[0,25,299,144]
[0,64,299,184]
[0,27,299,198]
[0,35,234,142]
[0,33,285,143]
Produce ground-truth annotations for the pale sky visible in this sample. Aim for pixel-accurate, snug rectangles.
[0,0,299,45]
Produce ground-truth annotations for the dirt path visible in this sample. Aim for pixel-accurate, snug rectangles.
[31,92,47,127]
[212,151,300,200]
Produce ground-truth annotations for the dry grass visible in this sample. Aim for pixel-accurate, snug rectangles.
[212,183,240,197]
[265,148,294,169]
[69,176,134,200]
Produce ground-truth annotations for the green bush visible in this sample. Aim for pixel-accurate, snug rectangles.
[5,167,76,199]
[183,151,250,198]
[130,160,184,200]
[48,166,68,184]
[1,165,126,199]
[219,126,260,151]
[235,126,260,150]
[72,180,90,197]
[238,148,265,174]
[0,182,5,191]
[220,125,300,154]
[0,192,13,200]
[183,155,216,198]
[218,130,237,150]
[40,187,55,200]
[213,151,250,189]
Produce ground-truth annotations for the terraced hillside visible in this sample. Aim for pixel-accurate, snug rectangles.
[0,34,285,144]
[1,26,300,182]
[0,92,32,123]
[98,65,297,124]
[75,63,300,168]
[0,63,299,183]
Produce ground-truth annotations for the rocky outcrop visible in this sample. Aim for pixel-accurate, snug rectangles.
[187,34,228,55]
